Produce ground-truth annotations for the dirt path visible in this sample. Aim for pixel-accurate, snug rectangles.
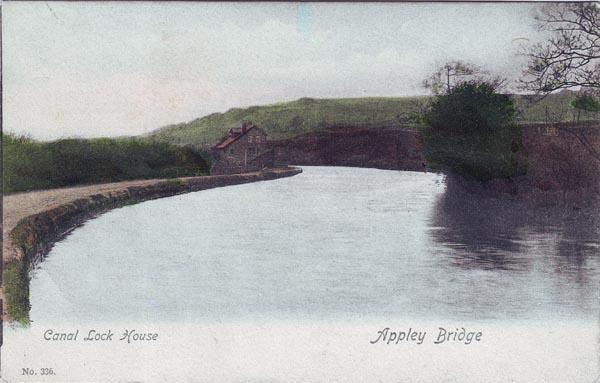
[2,168,303,264]
[2,178,182,263]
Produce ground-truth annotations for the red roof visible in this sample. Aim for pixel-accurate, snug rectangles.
[214,124,257,149]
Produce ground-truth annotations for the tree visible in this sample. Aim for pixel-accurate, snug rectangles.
[571,93,600,123]
[522,3,600,94]
[423,61,506,95]
[572,93,600,113]
[420,81,527,181]
[521,3,600,166]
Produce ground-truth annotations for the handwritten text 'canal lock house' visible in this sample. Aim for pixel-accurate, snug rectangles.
[210,122,274,174]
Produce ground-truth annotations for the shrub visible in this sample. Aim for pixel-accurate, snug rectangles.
[420,81,528,181]
[3,135,209,193]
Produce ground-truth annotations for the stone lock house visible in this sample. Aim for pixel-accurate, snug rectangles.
[210,122,274,174]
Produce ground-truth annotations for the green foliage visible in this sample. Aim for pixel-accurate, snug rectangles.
[511,90,598,123]
[3,135,209,193]
[3,259,30,325]
[571,94,600,112]
[421,82,528,181]
[148,95,598,146]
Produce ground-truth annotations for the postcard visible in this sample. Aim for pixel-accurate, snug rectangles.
[1,2,599,382]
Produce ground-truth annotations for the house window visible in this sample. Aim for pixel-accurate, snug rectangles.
[248,136,253,143]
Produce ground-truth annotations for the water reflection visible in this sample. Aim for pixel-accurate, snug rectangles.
[431,175,600,280]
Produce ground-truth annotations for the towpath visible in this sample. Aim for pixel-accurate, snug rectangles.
[2,168,298,263]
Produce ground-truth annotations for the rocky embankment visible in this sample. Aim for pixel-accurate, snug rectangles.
[2,167,302,324]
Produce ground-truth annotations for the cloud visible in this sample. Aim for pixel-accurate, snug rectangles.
[3,2,540,140]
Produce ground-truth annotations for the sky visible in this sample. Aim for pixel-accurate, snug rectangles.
[3,2,543,140]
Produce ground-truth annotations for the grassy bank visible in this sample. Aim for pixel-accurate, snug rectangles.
[3,259,30,325]
[3,134,210,193]
[148,92,599,146]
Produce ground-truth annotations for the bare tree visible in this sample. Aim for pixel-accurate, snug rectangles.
[522,3,600,94]
[521,3,600,167]
[423,61,506,95]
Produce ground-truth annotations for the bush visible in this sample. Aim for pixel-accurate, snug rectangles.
[3,135,210,193]
[420,82,527,181]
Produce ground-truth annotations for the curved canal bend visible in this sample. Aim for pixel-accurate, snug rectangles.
[4,166,600,382]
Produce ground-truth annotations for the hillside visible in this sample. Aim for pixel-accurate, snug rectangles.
[148,92,600,147]
[148,97,428,146]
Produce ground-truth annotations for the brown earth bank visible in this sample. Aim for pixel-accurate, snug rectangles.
[271,127,426,171]
[271,124,600,205]
[465,123,600,206]
[1,167,302,322]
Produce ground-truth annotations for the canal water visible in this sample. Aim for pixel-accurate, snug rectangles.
[3,167,600,382]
